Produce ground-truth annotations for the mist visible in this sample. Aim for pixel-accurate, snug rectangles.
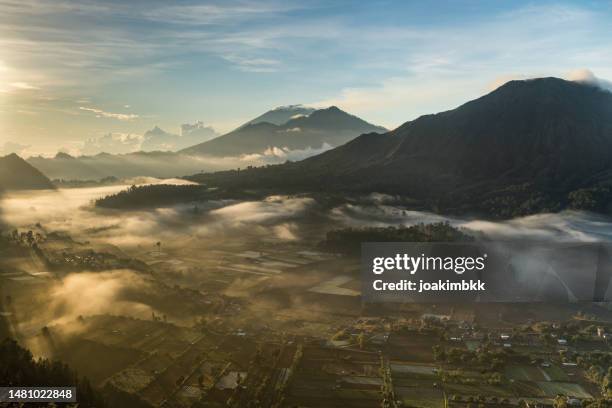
[26,145,335,181]
[331,196,612,243]
[3,186,612,344]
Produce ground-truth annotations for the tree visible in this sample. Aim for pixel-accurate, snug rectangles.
[602,367,612,398]
[553,395,567,408]
[0,338,106,407]
[357,333,365,349]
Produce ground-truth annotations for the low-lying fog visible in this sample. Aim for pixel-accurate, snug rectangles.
[1,183,317,247]
[2,185,612,342]
[332,196,612,243]
[3,185,612,249]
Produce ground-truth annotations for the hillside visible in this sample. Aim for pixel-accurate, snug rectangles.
[26,151,218,181]
[180,106,387,157]
[0,153,54,191]
[188,78,612,217]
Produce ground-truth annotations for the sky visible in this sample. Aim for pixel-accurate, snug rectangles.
[1,0,612,157]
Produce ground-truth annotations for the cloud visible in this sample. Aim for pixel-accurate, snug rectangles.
[485,69,612,95]
[0,183,204,247]
[140,124,218,152]
[239,143,334,162]
[142,2,304,25]
[0,182,317,253]
[566,69,612,92]
[0,141,32,156]
[222,55,281,72]
[79,106,139,121]
[47,270,155,326]
[4,0,612,147]
[273,223,299,240]
[9,81,39,90]
[73,123,219,156]
[81,132,143,155]
[210,196,315,225]
[312,3,612,127]
[330,198,612,243]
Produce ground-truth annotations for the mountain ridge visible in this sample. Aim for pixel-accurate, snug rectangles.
[188,77,612,217]
[180,106,387,157]
[237,104,316,129]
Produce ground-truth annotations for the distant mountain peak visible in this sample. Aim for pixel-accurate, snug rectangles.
[494,76,606,95]
[145,126,169,136]
[271,104,311,111]
[240,105,317,129]
[180,105,386,157]
[55,152,74,160]
[0,153,54,191]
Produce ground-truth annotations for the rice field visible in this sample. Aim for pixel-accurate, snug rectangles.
[536,382,592,399]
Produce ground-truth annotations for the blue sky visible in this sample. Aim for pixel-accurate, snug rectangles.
[1,0,612,156]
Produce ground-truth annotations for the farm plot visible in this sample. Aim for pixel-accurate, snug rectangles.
[541,365,569,382]
[536,382,592,399]
[443,383,514,398]
[309,275,360,296]
[504,365,548,382]
[286,376,381,408]
[285,346,383,408]
[386,333,437,362]
[391,363,437,378]
[54,338,146,385]
[394,378,445,408]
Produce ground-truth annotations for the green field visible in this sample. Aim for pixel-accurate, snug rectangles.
[504,364,569,383]
[509,380,546,397]
[443,383,514,398]
[505,365,547,382]
[541,365,569,382]
[536,382,592,399]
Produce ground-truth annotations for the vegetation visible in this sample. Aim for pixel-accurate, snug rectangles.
[53,176,120,188]
[95,184,210,209]
[474,183,563,218]
[319,222,475,255]
[0,338,106,407]
[568,185,612,213]
[578,351,612,398]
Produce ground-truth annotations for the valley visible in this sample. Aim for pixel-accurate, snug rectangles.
[1,184,611,407]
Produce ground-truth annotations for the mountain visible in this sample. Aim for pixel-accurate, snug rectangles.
[0,153,55,190]
[180,106,387,157]
[28,123,219,180]
[27,151,228,181]
[189,78,612,217]
[239,104,316,128]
